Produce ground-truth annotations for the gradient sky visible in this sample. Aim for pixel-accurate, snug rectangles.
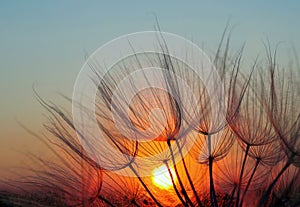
[1,1,300,179]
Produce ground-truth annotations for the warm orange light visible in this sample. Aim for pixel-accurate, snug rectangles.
[152,165,177,189]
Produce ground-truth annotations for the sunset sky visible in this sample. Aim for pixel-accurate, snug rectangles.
[1,1,300,180]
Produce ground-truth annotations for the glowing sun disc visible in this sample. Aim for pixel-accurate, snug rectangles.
[152,165,177,189]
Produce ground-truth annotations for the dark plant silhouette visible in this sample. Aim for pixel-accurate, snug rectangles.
[255,46,300,207]
[2,30,300,207]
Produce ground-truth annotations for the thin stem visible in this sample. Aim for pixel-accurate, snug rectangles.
[236,144,250,207]
[257,160,291,207]
[98,195,116,207]
[176,140,204,207]
[239,158,260,207]
[164,161,187,206]
[207,134,218,207]
[129,165,163,207]
[227,185,237,207]
[167,140,193,206]
[209,156,218,207]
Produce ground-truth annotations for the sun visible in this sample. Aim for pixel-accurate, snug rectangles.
[152,165,177,189]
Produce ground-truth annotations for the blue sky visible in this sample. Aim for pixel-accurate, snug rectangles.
[0,0,300,177]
